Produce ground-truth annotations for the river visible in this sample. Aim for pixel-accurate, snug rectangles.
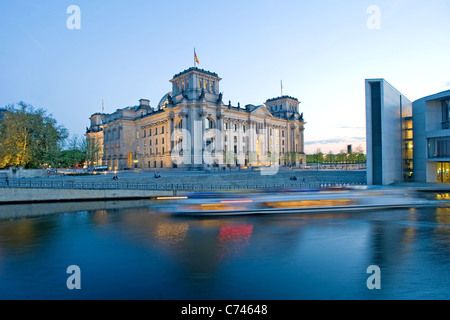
[0,200,449,299]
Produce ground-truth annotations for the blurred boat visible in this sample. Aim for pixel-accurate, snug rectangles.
[158,187,435,216]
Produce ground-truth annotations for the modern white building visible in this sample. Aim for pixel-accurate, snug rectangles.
[365,78,450,184]
[365,79,412,185]
[412,90,450,183]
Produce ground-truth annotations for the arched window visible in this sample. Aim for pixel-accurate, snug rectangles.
[205,117,214,130]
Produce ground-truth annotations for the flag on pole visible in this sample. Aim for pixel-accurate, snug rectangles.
[102,99,104,112]
[194,48,200,66]
[281,80,283,95]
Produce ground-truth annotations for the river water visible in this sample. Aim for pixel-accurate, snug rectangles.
[0,200,449,300]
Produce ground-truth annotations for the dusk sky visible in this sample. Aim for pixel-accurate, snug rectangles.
[1,0,449,153]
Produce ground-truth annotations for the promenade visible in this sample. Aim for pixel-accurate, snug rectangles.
[0,168,367,204]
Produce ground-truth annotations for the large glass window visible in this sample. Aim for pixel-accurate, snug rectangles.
[428,136,450,159]
[437,162,450,183]
[403,116,413,181]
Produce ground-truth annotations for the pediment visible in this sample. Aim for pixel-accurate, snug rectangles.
[250,105,273,117]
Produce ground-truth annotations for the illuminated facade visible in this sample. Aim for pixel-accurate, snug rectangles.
[86,67,306,170]
[412,91,450,183]
[366,78,450,184]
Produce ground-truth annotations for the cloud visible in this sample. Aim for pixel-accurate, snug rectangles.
[336,125,365,130]
[305,136,365,145]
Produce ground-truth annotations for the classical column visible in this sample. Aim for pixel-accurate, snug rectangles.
[216,113,223,153]
[264,120,269,163]
[178,109,190,166]
[299,126,304,153]
[237,120,243,165]
[198,107,207,166]
[168,112,175,153]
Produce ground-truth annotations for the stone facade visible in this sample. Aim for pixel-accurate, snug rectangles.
[86,67,306,170]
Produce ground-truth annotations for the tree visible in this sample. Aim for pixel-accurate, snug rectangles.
[324,151,335,164]
[314,148,324,164]
[58,135,86,168]
[85,135,102,168]
[0,102,68,168]
[335,149,348,164]
[353,144,366,163]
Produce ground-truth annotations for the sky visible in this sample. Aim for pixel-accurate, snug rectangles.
[1,0,450,154]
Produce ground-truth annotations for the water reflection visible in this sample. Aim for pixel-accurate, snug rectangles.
[217,224,253,260]
[155,222,189,244]
[0,203,449,299]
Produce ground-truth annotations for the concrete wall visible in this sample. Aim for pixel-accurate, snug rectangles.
[380,80,411,185]
[412,98,427,182]
[0,167,46,179]
[426,161,437,183]
[365,81,374,185]
[0,188,174,204]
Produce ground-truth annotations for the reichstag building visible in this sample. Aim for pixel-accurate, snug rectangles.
[86,66,306,170]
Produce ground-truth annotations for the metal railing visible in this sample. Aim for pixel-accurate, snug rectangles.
[0,179,364,191]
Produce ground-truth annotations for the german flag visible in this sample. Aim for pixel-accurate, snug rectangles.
[194,48,200,65]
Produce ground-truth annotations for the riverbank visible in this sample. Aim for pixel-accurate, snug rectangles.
[0,169,367,204]
[0,187,174,204]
